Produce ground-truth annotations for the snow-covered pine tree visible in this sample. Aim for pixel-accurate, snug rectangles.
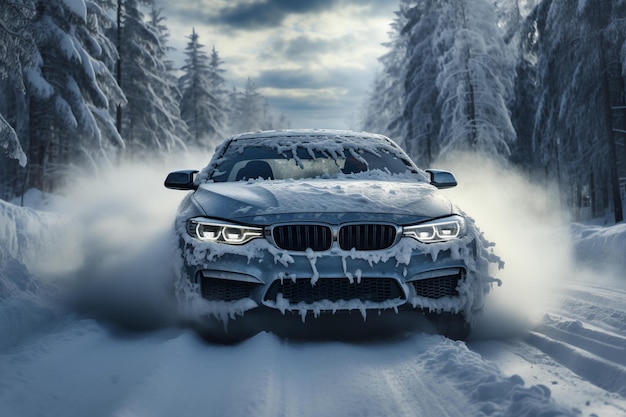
[0,114,27,171]
[229,78,266,133]
[508,4,539,170]
[530,0,625,221]
[206,45,229,139]
[434,0,516,160]
[179,29,224,148]
[147,4,191,149]
[81,0,126,153]
[115,0,186,158]
[363,0,516,166]
[400,0,446,165]
[21,0,123,192]
[361,0,412,153]
[0,0,32,176]
[226,86,239,132]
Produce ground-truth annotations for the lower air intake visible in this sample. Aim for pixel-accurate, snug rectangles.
[201,277,258,301]
[410,273,462,299]
[264,277,404,304]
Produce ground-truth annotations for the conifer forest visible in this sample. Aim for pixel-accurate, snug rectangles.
[1,0,625,223]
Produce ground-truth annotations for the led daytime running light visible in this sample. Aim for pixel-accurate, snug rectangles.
[403,216,466,243]
[188,219,263,245]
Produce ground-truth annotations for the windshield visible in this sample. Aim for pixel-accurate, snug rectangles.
[209,143,416,182]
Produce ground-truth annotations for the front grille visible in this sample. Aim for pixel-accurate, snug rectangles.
[411,274,462,299]
[272,224,332,251]
[264,277,404,304]
[272,223,398,252]
[201,277,258,301]
[338,224,397,250]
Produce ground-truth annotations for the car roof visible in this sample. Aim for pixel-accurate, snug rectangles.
[227,129,395,144]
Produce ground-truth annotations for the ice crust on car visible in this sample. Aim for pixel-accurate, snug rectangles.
[172,129,503,330]
[194,129,431,185]
[172,182,502,327]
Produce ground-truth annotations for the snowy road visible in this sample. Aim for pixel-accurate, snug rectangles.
[2,164,626,417]
[1,279,625,417]
[472,282,626,417]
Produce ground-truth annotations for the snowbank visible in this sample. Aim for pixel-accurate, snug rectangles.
[0,198,70,349]
[570,222,626,272]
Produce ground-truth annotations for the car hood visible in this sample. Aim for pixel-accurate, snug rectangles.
[193,179,452,225]
[191,179,454,225]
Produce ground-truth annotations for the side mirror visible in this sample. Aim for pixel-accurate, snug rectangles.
[426,169,457,189]
[164,170,199,190]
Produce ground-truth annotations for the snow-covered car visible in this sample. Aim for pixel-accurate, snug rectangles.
[165,129,501,341]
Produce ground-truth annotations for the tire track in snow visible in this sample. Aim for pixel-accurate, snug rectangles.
[375,344,477,417]
[469,337,626,417]
[0,321,183,417]
[525,330,626,397]
[1,319,576,417]
[525,282,626,398]
[470,280,626,416]
[552,283,626,335]
[228,333,478,417]
[82,330,473,417]
[534,317,626,367]
[108,330,289,417]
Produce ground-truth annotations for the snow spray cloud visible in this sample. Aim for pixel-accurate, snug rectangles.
[34,147,576,335]
[47,151,212,331]
[435,152,573,338]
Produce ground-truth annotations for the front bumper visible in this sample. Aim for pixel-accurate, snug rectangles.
[180,236,474,317]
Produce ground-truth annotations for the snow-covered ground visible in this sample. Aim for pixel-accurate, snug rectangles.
[1,157,625,417]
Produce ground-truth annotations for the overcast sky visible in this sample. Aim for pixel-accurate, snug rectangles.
[159,0,399,130]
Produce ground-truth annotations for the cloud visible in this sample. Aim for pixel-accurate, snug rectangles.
[159,0,398,129]
[261,34,358,63]
[206,0,394,30]
[209,0,339,30]
[256,66,365,90]
[263,92,358,129]
[257,67,371,129]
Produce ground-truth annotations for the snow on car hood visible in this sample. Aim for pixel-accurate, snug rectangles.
[191,177,454,225]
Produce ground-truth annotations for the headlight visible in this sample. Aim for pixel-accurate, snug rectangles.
[403,215,466,243]
[187,218,263,244]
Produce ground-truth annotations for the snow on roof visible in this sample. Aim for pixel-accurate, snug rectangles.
[223,129,405,162]
[227,129,394,143]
